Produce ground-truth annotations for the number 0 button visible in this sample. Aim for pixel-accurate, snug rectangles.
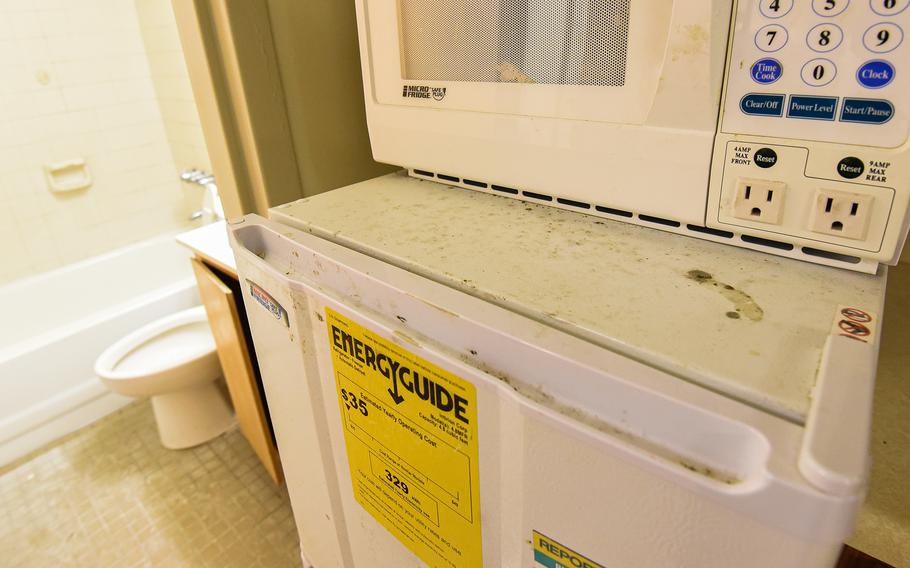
[864,23,904,53]
[870,0,909,16]
[761,0,794,18]
[756,24,789,51]
[802,59,837,86]
[808,23,844,52]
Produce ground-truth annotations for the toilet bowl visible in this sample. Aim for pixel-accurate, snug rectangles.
[95,306,235,449]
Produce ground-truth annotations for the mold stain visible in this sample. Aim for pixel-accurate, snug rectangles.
[686,270,764,322]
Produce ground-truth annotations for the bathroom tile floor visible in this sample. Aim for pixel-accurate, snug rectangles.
[0,401,302,568]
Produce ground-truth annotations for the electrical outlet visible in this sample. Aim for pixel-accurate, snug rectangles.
[732,179,787,224]
[809,190,875,241]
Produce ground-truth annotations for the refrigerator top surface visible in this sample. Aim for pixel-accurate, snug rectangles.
[268,172,886,422]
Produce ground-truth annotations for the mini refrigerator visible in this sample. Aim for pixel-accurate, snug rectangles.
[228,172,885,568]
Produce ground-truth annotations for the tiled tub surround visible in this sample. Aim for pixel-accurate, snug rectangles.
[0,0,208,284]
[0,401,301,568]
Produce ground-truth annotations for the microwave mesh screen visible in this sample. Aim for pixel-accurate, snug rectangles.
[398,0,630,86]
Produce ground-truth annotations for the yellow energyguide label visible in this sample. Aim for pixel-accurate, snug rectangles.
[326,308,482,568]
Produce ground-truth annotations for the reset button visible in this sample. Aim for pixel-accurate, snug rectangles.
[754,148,778,169]
[837,157,865,179]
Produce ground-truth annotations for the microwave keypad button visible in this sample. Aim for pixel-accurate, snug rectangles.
[863,22,904,53]
[813,0,851,17]
[807,23,844,52]
[760,0,794,18]
[751,58,783,84]
[856,60,895,87]
[754,148,779,168]
[740,93,786,116]
[801,59,838,86]
[786,95,839,120]
[870,0,909,16]
[756,24,789,52]
[837,157,866,179]
[840,98,895,123]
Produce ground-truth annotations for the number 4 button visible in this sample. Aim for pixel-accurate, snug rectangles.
[802,58,837,86]
[761,0,794,18]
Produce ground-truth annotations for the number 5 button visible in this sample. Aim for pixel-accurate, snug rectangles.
[813,0,850,16]
[756,24,789,51]
[864,23,903,53]
[808,23,844,52]
[802,58,837,86]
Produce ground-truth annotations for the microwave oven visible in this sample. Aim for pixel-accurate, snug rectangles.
[354,0,910,272]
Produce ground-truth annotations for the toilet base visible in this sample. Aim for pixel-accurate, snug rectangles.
[150,381,235,449]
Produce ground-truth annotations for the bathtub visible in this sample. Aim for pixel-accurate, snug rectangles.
[0,233,200,467]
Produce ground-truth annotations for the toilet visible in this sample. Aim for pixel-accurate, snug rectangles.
[95,306,235,449]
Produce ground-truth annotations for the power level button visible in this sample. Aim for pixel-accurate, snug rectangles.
[837,157,865,179]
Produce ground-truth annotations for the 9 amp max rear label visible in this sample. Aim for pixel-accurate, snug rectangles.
[325,307,481,568]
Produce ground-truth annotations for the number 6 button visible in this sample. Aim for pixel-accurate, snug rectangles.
[871,0,909,16]
[864,23,904,53]
[802,58,837,86]
[808,23,844,52]
[813,0,850,16]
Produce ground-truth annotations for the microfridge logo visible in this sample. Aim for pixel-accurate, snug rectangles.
[402,85,446,101]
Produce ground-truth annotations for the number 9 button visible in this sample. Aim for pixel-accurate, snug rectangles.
[864,22,904,52]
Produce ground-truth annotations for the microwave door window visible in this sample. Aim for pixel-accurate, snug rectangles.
[399,0,630,86]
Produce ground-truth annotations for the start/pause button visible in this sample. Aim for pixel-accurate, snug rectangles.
[837,157,865,179]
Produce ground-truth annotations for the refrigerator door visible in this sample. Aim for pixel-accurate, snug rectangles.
[230,215,872,568]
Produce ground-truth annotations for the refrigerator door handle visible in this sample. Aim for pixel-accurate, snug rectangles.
[799,315,880,496]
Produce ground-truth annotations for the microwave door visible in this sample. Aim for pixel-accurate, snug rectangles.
[508,1,626,86]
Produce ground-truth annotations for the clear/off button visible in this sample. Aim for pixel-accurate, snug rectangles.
[740,93,785,116]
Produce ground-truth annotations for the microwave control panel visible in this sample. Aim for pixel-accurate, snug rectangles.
[709,0,910,265]
[721,0,910,147]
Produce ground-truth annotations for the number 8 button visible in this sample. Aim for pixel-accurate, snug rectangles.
[871,0,909,16]
[802,58,837,86]
[808,23,844,52]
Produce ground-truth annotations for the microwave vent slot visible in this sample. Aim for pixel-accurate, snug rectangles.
[398,0,630,86]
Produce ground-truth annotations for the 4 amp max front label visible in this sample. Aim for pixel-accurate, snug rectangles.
[533,531,606,568]
[325,308,481,568]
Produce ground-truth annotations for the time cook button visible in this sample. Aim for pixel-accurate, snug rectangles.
[751,58,783,84]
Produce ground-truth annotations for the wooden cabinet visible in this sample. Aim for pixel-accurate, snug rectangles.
[191,257,283,484]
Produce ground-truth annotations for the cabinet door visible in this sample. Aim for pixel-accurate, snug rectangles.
[191,257,283,483]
